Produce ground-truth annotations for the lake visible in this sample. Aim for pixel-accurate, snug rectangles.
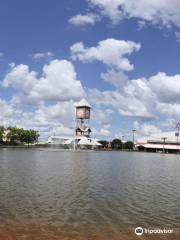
[0,148,180,239]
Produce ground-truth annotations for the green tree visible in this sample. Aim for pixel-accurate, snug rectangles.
[6,127,22,144]
[0,126,5,143]
[111,139,122,149]
[98,140,109,148]
[20,129,39,146]
[124,141,133,150]
[6,127,39,146]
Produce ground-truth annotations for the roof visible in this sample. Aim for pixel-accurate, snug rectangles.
[64,139,73,145]
[76,98,91,108]
[137,143,180,150]
[137,131,179,144]
[78,137,102,146]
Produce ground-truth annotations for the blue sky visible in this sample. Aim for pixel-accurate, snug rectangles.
[1,0,180,140]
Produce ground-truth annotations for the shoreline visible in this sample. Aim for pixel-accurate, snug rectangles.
[0,146,180,155]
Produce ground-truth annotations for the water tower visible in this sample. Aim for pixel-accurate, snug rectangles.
[75,98,91,139]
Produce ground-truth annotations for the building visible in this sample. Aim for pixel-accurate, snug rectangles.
[136,131,180,153]
[47,136,73,145]
[47,98,101,149]
[75,98,101,149]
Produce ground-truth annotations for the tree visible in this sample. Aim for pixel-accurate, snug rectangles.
[111,138,122,149]
[6,127,22,144]
[98,140,109,148]
[20,129,39,146]
[124,141,133,150]
[6,127,39,146]
[0,126,5,143]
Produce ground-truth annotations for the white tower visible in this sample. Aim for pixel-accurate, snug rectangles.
[74,99,91,149]
[75,98,91,138]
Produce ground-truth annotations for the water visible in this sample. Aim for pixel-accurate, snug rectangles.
[0,148,180,239]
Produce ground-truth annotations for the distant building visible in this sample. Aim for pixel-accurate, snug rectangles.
[136,131,180,153]
[47,136,73,145]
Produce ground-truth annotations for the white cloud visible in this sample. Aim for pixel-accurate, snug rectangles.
[70,38,141,71]
[133,121,162,137]
[88,0,180,27]
[88,87,155,120]
[2,39,180,139]
[0,98,25,127]
[88,70,180,120]
[3,64,38,93]
[3,59,85,104]
[149,72,180,103]
[101,69,128,88]
[30,51,54,60]
[69,13,99,26]
[175,32,180,42]
[93,124,111,137]
[88,0,123,24]
[99,126,111,136]
[92,108,113,125]
[137,20,147,31]
[156,102,180,118]
[1,59,86,139]
[0,98,13,121]
[0,97,76,139]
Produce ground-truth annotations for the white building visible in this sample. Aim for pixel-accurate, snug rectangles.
[47,135,101,149]
[136,131,180,153]
[47,136,72,145]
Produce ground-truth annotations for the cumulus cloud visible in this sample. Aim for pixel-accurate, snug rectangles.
[3,59,85,104]
[70,38,141,71]
[149,72,180,103]
[156,102,180,119]
[1,59,86,139]
[2,39,180,139]
[21,102,75,138]
[88,88,155,119]
[0,97,76,139]
[3,64,38,93]
[88,0,180,27]
[101,69,128,88]
[0,98,14,125]
[88,70,180,121]
[69,13,99,26]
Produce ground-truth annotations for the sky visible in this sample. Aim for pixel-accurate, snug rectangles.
[1,0,180,141]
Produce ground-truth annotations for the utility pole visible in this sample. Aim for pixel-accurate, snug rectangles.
[161,137,167,154]
[132,129,136,150]
[122,135,125,151]
[175,122,180,154]
[73,118,76,151]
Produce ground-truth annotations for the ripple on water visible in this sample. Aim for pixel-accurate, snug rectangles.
[0,149,180,239]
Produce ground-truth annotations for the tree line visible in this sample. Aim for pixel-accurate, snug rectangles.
[98,138,134,150]
[0,126,39,146]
